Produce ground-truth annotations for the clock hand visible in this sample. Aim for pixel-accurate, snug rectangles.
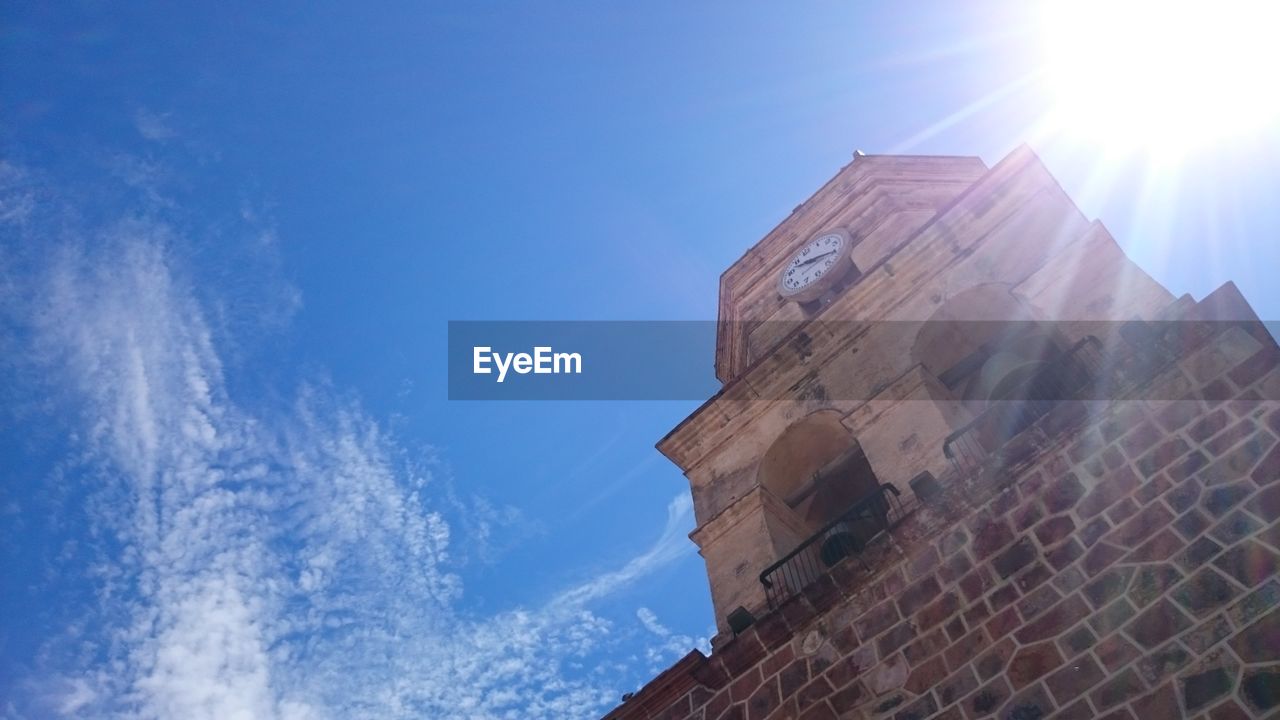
[796,250,836,268]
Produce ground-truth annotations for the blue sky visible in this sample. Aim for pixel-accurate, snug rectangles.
[2,3,1279,719]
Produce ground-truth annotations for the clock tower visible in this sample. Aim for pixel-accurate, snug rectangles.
[606,147,1280,720]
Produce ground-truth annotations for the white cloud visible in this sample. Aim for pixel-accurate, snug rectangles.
[14,222,697,719]
[634,607,710,676]
[134,110,178,142]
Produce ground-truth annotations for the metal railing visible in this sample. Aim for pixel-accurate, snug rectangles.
[942,335,1105,476]
[759,483,906,609]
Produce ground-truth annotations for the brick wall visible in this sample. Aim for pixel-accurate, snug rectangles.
[606,318,1280,719]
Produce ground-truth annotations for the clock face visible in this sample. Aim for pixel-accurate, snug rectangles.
[779,231,848,297]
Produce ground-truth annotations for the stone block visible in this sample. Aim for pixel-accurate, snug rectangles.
[1007,641,1064,689]
[962,676,1011,718]
[1135,641,1192,686]
[1172,509,1212,540]
[1015,594,1090,643]
[902,627,948,666]
[1240,668,1280,714]
[1202,482,1253,517]
[1057,624,1096,657]
[1228,606,1280,663]
[1045,654,1106,706]
[730,667,764,703]
[935,666,978,709]
[1106,497,1139,524]
[1135,473,1172,504]
[1166,478,1203,513]
[1203,435,1277,485]
[939,527,969,557]
[1107,502,1174,547]
[1181,665,1236,714]
[1244,484,1280,522]
[903,654,946,694]
[992,538,1037,579]
[1130,682,1180,720]
[1190,410,1232,443]
[1081,542,1126,577]
[1011,500,1044,532]
[988,584,1019,613]
[1046,538,1085,570]
[937,551,972,585]
[986,606,1022,642]
[1167,451,1210,483]
[1078,516,1112,547]
[1088,598,1137,638]
[1017,584,1061,622]
[974,637,1014,680]
[1126,598,1193,649]
[1226,579,1280,627]
[721,633,768,676]
[892,692,936,720]
[1122,528,1186,563]
[1090,668,1145,711]
[969,518,1015,560]
[876,622,917,659]
[1127,564,1184,608]
[906,546,940,581]
[1213,540,1280,587]
[1094,634,1141,673]
[854,599,900,643]
[1121,421,1163,458]
[1175,536,1224,573]
[1078,467,1141,518]
[999,682,1055,720]
[864,654,907,696]
[896,576,941,617]
[778,659,810,700]
[1138,437,1192,478]
[1204,419,1258,456]
[794,676,833,713]
[746,677,780,720]
[1042,473,1086,514]
[761,643,795,679]
[1253,443,1280,485]
[824,652,865,691]
[1182,614,1233,654]
[1033,515,1075,547]
[1228,346,1280,388]
[1204,701,1247,720]
[957,566,995,603]
[827,681,865,713]
[914,592,961,631]
[1172,568,1240,618]
[1084,567,1135,609]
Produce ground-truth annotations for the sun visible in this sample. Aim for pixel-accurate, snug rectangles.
[1038,0,1280,157]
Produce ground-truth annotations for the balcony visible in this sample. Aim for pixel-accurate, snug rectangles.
[758,483,907,610]
[943,335,1106,477]
[756,336,1109,611]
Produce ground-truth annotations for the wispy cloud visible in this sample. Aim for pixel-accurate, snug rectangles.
[6,207,696,718]
[134,110,178,143]
[635,607,710,676]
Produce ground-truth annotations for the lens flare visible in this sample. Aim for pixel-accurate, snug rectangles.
[1040,0,1280,156]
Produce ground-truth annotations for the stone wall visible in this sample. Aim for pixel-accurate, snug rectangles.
[606,320,1280,719]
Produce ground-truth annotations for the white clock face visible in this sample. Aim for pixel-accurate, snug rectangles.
[780,232,846,296]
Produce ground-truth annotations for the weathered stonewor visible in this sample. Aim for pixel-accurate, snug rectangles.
[604,147,1280,720]
[606,317,1280,719]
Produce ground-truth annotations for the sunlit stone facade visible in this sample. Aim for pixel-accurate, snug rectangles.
[605,147,1280,720]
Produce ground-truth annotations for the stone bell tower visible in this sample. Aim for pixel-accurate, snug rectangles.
[605,147,1280,720]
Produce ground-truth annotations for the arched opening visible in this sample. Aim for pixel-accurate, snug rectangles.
[757,411,885,565]
[911,284,1067,415]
